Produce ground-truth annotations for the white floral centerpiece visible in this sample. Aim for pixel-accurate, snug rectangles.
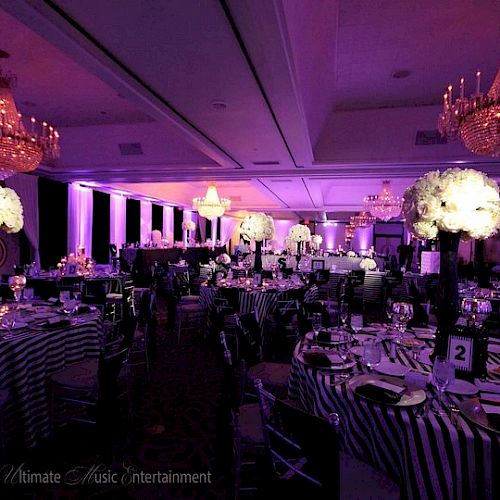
[216,253,231,266]
[288,224,311,243]
[182,220,196,231]
[346,250,356,257]
[403,167,500,357]
[240,213,275,242]
[402,168,500,240]
[239,213,275,271]
[0,186,23,233]
[360,258,377,271]
[311,234,323,250]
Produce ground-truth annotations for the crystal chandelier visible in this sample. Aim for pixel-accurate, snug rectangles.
[0,70,60,180]
[350,210,375,228]
[438,66,500,157]
[344,223,355,242]
[192,184,231,220]
[363,180,402,222]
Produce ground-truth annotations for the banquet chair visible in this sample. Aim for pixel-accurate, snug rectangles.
[235,313,291,399]
[255,380,400,499]
[219,333,263,498]
[175,296,206,344]
[272,300,300,356]
[49,343,130,432]
[297,301,331,336]
[362,271,386,324]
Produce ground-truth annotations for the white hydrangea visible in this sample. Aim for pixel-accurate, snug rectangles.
[288,224,311,242]
[360,258,377,271]
[311,234,323,249]
[403,168,500,240]
[346,250,356,257]
[0,187,24,234]
[216,253,231,265]
[240,213,275,242]
[182,220,196,231]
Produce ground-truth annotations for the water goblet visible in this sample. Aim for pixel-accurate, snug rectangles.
[8,275,26,303]
[364,340,381,371]
[1,309,17,339]
[385,297,394,331]
[339,302,349,328]
[350,313,363,335]
[432,356,453,416]
[312,312,322,341]
[392,302,413,342]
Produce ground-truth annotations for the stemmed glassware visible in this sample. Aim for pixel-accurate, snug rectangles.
[392,302,413,341]
[73,284,82,323]
[312,312,322,342]
[242,258,251,278]
[1,308,17,339]
[432,356,453,416]
[385,297,394,333]
[339,302,349,328]
[8,275,26,303]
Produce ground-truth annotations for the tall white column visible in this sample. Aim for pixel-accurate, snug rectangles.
[110,194,126,249]
[140,201,152,245]
[163,206,174,244]
[68,183,93,255]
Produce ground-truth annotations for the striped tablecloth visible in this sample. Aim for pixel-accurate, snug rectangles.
[288,335,500,500]
[199,285,302,326]
[0,308,102,448]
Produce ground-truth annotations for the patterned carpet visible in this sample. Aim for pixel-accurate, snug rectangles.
[2,298,232,499]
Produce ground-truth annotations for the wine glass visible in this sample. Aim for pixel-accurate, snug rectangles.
[59,290,71,305]
[1,309,17,339]
[432,356,453,416]
[312,312,322,341]
[350,313,363,335]
[8,275,26,303]
[339,302,349,329]
[73,285,82,322]
[392,302,413,340]
[385,297,393,331]
[364,340,382,371]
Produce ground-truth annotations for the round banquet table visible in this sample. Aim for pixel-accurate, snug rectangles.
[288,334,500,500]
[199,282,304,327]
[0,305,102,448]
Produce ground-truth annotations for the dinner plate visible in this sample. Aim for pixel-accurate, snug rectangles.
[305,331,348,345]
[374,361,410,377]
[446,379,479,395]
[359,326,384,334]
[459,398,500,434]
[353,334,377,344]
[297,351,356,371]
[348,374,426,407]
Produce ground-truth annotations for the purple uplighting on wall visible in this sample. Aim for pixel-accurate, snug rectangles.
[140,200,152,244]
[110,194,126,249]
[68,183,93,255]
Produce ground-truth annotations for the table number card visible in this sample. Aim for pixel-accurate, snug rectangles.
[446,325,488,380]
[448,335,473,371]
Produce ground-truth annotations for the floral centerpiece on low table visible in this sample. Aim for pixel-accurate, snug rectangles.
[240,213,275,272]
[0,186,24,233]
[403,167,500,356]
[311,234,323,252]
[360,257,377,271]
[215,252,231,277]
[287,224,311,267]
[346,250,356,258]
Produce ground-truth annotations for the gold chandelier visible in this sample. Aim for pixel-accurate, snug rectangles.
[363,180,402,222]
[0,70,60,179]
[192,184,230,220]
[438,66,500,157]
[350,210,375,228]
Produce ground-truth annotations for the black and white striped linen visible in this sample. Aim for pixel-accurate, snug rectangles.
[288,339,500,499]
[0,313,102,448]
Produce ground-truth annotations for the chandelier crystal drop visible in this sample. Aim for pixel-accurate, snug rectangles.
[192,184,231,220]
[363,180,402,222]
[350,210,376,228]
[0,70,60,179]
[438,66,500,157]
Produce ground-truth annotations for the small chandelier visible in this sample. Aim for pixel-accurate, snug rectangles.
[344,223,356,242]
[438,66,500,157]
[0,69,60,180]
[192,184,230,220]
[363,180,402,222]
[350,210,375,228]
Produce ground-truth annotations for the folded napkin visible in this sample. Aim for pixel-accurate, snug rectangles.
[302,351,344,367]
[44,317,72,329]
[354,382,403,404]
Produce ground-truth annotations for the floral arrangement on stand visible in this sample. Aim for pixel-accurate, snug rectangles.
[215,252,231,277]
[0,186,24,233]
[403,167,500,357]
[346,250,356,258]
[240,213,275,272]
[287,223,311,268]
[182,220,196,232]
[311,234,323,251]
[360,257,377,271]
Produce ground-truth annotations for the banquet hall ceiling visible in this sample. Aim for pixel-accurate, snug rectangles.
[0,0,499,219]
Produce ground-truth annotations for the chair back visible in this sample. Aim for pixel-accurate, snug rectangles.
[236,311,263,364]
[98,345,129,400]
[363,271,385,304]
[255,379,341,496]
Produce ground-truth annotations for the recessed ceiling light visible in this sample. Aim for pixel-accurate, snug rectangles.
[392,69,411,79]
[0,49,10,59]
[211,100,227,111]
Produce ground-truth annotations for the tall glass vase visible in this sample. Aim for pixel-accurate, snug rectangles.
[434,231,461,357]
[254,240,263,273]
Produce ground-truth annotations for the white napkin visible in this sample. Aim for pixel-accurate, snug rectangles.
[481,404,500,415]
[475,379,500,394]
[368,380,406,394]
[488,343,500,354]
